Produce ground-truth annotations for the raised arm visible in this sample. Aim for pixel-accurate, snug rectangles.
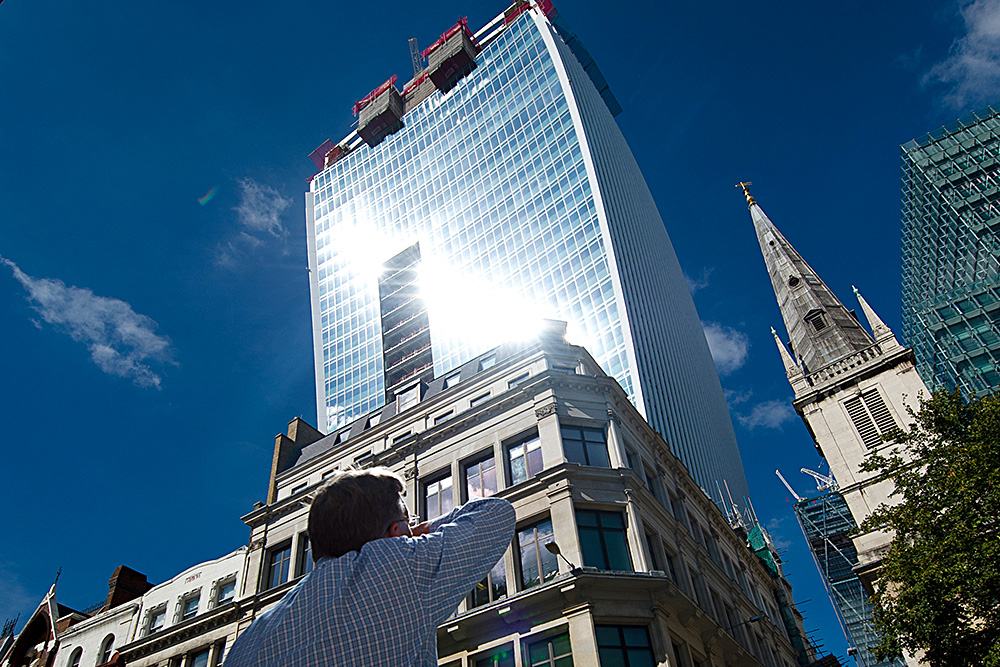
[407,497,516,621]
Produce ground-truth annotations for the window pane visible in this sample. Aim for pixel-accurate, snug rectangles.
[520,539,541,588]
[526,441,543,476]
[563,438,586,464]
[586,441,611,468]
[190,650,210,667]
[519,520,556,589]
[482,464,497,496]
[622,626,650,647]
[218,581,235,603]
[579,528,607,569]
[511,454,527,484]
[625,649,654,667]
[596,649,626,667]
[595,626,621,646]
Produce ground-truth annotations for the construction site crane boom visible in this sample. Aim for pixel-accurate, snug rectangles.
[408,38,422,77]
[800,468,837,491]
[775,470,803,501]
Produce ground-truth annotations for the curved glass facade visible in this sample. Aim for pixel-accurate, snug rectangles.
[306,8,749,501]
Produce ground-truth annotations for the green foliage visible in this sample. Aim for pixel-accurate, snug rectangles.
[859,390,1000,666]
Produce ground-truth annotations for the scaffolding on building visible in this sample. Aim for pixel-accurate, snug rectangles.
[783,480,906,667]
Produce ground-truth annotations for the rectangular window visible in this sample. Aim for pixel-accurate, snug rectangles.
[479,354,496,371]
[644,532,661,571]
[470,392,491,408]
[518,519,559,589]
[216,579,236,606]
[561,425,611,468]
[267,544,292,589]
[508,371,530,388]
[397,384,421,411]
[148,607,166,634]
[576,510,632,571]
[596,625,655,667]
[444,372,462,389]
[189,649,210,667]
[434,411,454,425]
[473,643,514,667]
[465,454,498,500]
[663,545,679,584]
[297,535,314,577]
[424,474,454,520]
[180,594,199,621]
[508,434,543,484]
[469,557,507,608]
[526,632,572,667]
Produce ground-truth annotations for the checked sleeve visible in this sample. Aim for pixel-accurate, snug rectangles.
[408,497,516,623]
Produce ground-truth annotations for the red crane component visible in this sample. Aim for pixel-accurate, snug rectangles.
[308,139,336,170]
[420,17,478,59]
[401,72,429,97]
[353,75,399,116]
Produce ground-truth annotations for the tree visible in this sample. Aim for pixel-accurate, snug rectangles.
[859,389,1000,666]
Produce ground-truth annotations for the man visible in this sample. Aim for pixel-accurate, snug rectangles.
[224,467,516,666]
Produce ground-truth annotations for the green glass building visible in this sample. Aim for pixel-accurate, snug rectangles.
[900,105,1000,396]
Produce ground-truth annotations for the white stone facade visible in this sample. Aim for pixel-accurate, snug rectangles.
[118,547,247,667]
[238,331,815,667]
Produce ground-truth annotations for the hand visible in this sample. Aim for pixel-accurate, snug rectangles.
[410,521,432,537]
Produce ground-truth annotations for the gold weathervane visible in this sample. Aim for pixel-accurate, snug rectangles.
[735,181,755,206]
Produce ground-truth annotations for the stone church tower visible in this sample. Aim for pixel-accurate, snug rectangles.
[741,185,928,596]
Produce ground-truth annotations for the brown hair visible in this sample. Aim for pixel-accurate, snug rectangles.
[308,467,406,560]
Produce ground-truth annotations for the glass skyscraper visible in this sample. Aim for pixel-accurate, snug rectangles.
[901,105,1000,397]
[305,3,749,501]
[793,491,905,667]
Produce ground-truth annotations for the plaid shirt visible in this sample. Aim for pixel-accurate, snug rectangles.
[224,498,515,667]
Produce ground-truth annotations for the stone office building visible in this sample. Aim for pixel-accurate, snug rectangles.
[236,323,816,667]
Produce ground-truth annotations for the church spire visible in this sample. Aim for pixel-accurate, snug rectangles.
[746,191,874,375]
[771,326,800,377]
[853,285,901,349]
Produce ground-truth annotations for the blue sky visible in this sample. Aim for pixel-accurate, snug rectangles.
[2,0,998,659]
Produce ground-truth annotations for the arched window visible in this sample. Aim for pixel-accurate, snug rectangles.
[68,648,83,667]
[98,635,115,665]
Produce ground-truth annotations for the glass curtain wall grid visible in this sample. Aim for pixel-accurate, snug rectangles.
[305,5,749,503]
[793,492,905,667]
[901,105,1000,397]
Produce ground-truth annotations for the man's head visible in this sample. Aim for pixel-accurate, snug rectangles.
[308,467,409,561]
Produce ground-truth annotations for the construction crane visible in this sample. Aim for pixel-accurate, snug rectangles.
[801,468,837,491]
[408,38,422,77]
[775,470,803,501]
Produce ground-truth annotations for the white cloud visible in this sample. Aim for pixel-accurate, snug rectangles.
[736,399,796,430]
[925,0,1000,108]
[724,387,753,406]
[766,517,793,551]
[218,178,293,268]
[685,267,713,293]
[2,257,174,389]
[702,321,749,375]
[234,178,291,238]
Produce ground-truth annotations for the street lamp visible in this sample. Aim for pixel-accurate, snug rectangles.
[544,541,577,570]
[725,614,765,634]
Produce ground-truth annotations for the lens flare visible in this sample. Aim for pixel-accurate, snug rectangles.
[198,186,219,206]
